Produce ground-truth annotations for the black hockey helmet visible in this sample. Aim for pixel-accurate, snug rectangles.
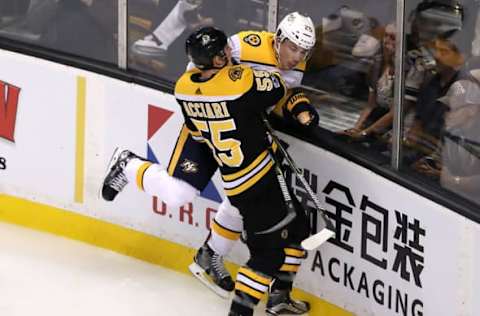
[185,26,228,70]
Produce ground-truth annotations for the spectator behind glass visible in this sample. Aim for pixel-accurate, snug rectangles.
[435,1,480,202]
[406,1,478,179]
[337,23,397,141]
[439,58,480,204]
[335,17,430,145]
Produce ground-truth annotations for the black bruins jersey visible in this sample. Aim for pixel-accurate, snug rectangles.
[174,64,286,198]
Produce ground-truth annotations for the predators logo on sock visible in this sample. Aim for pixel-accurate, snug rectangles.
[243,34,261,47]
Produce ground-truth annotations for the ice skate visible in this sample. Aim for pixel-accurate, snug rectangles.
[188,244,234,299]
[101,148,140,201]
[266,289,310,315]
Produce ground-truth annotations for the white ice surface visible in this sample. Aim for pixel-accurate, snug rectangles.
[0,221,240,316]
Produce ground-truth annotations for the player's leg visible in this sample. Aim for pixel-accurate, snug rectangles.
[207,199,243,256]
[228,178,310,315]
[101,125,214,208]
[189,199,241,297]
[266,193,311,315]
[162,125,237,295]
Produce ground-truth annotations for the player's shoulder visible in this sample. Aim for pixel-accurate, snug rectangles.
[174,68,200,93]
[236,30,274,48]
[216,64,255,94]
[175,65,255,98]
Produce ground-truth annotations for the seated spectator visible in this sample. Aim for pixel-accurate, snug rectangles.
[336,20,426,144]
[337,23,397,141]
[439,58,480,203]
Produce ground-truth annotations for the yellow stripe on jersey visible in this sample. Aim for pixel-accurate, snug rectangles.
[222,140,277,196]
[167,125,190,176]
[224,160,273,196]
[238,31,306,72]
[136,162,152,191]
[280,264,300,273]
[211,220,241,241]
[285,247,306,258]
[175,65,254,101]
[222,142,277,182]
[237,267,271,286]
[235,283,264,300]
[222,150,268,181]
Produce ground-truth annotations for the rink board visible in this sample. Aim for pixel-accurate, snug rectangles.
[1,49,480,316]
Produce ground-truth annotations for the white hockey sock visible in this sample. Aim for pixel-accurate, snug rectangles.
[151,0,199,49]
[124,158,150,185]
[207,200,243,256]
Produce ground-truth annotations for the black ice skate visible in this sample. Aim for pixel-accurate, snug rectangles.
[188,244,235,299]
[101,148,140,201]
[266,289,310,315]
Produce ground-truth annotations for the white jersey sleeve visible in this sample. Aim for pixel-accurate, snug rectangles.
[229,34,241,64]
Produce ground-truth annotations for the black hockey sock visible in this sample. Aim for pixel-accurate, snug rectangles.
[229,291,255,316]
[271,272,295,292]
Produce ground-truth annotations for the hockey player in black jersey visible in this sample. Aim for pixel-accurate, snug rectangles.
[174,27,311,316]
[102,14,318,314]
[177,14,319,313]
[102,26,313,315]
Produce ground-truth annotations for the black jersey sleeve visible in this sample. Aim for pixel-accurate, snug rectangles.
[248,70,287,112]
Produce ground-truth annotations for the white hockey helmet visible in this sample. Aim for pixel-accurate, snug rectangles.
[275,12,316,51]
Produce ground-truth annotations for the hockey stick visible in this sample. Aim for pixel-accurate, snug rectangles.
[262,116,335,250]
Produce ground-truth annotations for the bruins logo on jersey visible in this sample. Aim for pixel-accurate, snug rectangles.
[228,66,244,81]
[243,34,261,47]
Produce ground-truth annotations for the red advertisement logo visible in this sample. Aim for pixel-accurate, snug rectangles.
[0,81,21,142]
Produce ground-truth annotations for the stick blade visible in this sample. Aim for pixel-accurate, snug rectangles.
[301,228,335,250]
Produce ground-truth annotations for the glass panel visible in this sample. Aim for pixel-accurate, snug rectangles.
[127,0,268,81]
[0,0,118,64]
[280,1,396,160]
[402,0,480,205]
